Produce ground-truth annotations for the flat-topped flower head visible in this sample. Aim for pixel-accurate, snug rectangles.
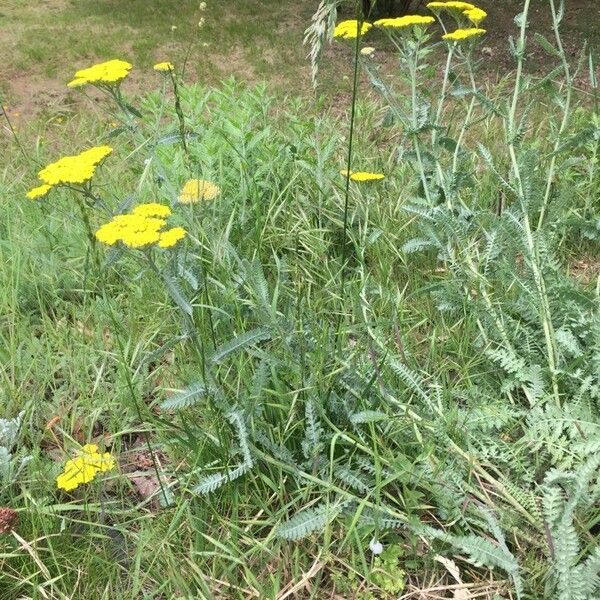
[427,1,476,11]
[153,62,174,72]
[333,20,372,40]
[374,15,435,29]
[56,444,116,492]
[38,146,113,186]
[361,46,376,56]
[26,184,53,200]
[463,7,487,25]
[179,179,220,203]
[158,227,187,248]
[132,203,172,218]
[442,27,486,42]
[68,59,132,88]
[96,214,165,248]
[341,170,385,182]
[96,206,186,250]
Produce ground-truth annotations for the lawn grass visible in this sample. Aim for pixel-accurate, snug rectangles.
[1,2,599,599]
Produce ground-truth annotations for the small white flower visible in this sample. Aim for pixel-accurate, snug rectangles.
[199,1,207,10]
[361,46,375,57]
[171,25,178,32]
[370,538,384,555]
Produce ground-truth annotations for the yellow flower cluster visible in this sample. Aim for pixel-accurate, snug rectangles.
[26,184,52,201]
[68,59,132,88]
[442,27,486,41]
[427,2,487,25]
[131,202,173,218]
[427,1,476,11]
[154,62,174,72]
[56,444,116,492]
[95,203,187,249]
[333,20,373,40]
[463,7,487,25]
[374,15,435,29]
[27,146,113,201]
[179,179,221,204]
[341,170,385,182]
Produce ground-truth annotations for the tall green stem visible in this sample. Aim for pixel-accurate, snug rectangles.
[337,15,363,343]
[408,39,433,205]
[537,0,572,230]
[506,0,560,405]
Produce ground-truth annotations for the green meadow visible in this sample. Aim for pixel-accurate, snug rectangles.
[1,1,599,598]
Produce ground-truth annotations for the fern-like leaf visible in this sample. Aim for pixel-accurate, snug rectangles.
[210,327,271,364]
[276,503,340,540]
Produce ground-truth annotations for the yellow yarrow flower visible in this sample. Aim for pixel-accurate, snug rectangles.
[179,179,221,204]
[96,207,186,250]
[38,146,113,186]
[158,227,187,248]
[132,203,172,218]
[374,15,435,28]
[68,59,132,88]
[96,214,165,248]
[442,27,486,41]
[427,1,476,11]
[26,184,53,200]
[340,170,385,182]
[333,20,372,40]
[463,7,487,25]
[56,444,116,492]
[153,62,174,72]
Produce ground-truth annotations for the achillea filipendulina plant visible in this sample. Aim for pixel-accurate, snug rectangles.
[374,15,435,29]
[442,27,486,42]
[154,62,174,72]
[68,59,132,88]
[178,178,220,203]
[95,204,186,249]
[333,19,372,39]
[56,444,116,492]
[17,3,600,594]
[340,170,385,182]
[426,1,476,11]
[36,146,113,187]
[25,183,52,200]
[463,7,487,25]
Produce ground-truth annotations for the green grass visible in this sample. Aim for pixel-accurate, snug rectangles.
[1,2,599,599]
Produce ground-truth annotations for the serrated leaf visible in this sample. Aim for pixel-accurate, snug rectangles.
[534,33,560,57]
[350,410,388,424]
[276,504,340,540]
[161,381,210,410]
[402,238,435,254]
[107,126,128,139]
[161,272,193,316]
[125,103,143,118]
[103,246,125,268]
[210,327,271,364]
